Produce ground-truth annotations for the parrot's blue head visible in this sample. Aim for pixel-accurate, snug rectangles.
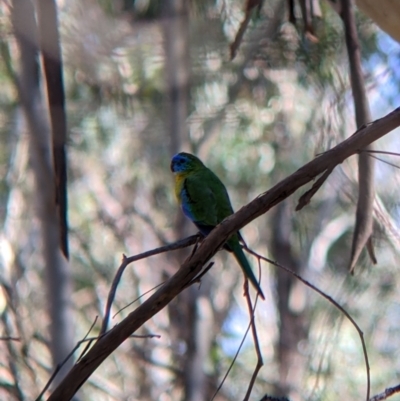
[170,152,204,173]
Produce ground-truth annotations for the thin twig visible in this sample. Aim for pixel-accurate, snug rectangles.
[125,235,201,265]
[0,337,20,341]
[37,330,160,400]
[99,235,200,336]
[369,383,400,401]
[245,246,370,401]
[260,395,290,401]
[243,265,263,401]
[362,150,400,157]
[1,312,24,399]
[367,155,400,170]
[112,261,212,320]
[188,234,202,258]
[77,333,160,363]
[35,316,99,401]
[112,282,166,319]
[187,262,214,287]
[210,307,254,401]
[128,334,161,339]
[211,274,262,401]
[230,0,263,59]
[359,148,400,169]
[76,334,106,364]
[230,12,252,59]
[296,167,334,210]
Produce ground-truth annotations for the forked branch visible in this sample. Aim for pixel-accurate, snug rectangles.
[47,107,400,400]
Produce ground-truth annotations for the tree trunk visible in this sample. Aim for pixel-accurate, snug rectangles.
[11,0,74,388]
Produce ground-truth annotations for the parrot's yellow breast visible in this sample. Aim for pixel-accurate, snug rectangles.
[174,172,187,201]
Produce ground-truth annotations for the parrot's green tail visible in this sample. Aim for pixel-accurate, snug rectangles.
[231,242,265,300]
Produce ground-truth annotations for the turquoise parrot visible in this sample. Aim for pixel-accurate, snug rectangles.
[170,152,265,300]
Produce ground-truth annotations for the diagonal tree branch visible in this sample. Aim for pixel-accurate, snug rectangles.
[46,107,400,401]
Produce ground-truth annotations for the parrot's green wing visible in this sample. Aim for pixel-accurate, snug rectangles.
[182,167,234,229]
[182,170,219,229]
[204,168,236,222]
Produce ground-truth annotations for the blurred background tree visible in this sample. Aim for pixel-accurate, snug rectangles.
[0,0,399,400]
